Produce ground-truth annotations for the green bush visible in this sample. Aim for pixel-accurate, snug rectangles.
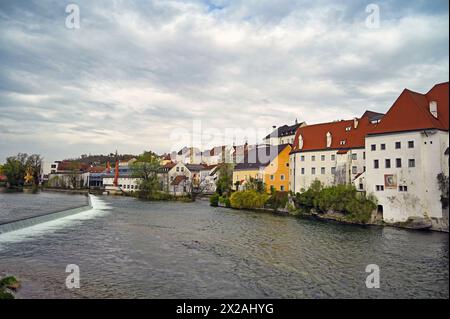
[293,180,377,224]
[266,191,289,211]
[210,193,219,207]
[230,190,269,209]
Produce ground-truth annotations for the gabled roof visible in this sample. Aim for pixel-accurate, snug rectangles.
[235,144,291,170]
[185,164,209,172]
[291,113,379,154]
[163,162,176,169]
[171,175,188,186]
[265,122,305,139]
[368,82,449,135]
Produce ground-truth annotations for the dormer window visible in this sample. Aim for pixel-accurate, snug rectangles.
[345,126,351,131]
[326,132,332,148]
[340,140,346,145]
[429,101,438,118]
[299,134,304,149]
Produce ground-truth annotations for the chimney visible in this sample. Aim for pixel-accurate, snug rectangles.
[353,118,359,129]
[429,101,438,118]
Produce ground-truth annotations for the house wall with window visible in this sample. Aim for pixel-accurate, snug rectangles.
[365,130,449,223]
[263,144,291,192]
[289,148,367,193]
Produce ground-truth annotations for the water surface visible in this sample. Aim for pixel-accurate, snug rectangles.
[0,194,448,298]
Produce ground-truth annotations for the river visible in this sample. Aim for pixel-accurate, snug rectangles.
[0,192,448,298]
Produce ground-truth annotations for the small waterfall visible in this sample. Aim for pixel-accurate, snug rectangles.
[0,194,110,241]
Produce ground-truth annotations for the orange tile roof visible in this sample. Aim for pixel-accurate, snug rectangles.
[291,113,378,154]
[368,82,449,135]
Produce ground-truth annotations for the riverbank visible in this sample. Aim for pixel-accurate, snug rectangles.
[215,202,449,233]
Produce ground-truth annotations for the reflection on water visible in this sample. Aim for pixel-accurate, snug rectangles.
[0,194,448,298]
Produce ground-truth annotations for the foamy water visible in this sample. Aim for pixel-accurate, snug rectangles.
[0,195,110,246]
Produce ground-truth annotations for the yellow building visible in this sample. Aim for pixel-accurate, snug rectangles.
[232,144,292,193]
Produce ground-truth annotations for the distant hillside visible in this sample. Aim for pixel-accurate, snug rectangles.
[63,153,138,166]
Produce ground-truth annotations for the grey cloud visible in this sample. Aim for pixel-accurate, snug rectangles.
[0,0,448,162]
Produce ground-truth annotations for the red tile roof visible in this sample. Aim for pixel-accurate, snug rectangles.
[171,175,188,186]
[368,82,449,135]
[291,113,379,154]
[163,162,176,169]
[88,166,106,173]
[57,161,90,172]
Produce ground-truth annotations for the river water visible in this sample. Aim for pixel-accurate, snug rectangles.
[0,192,448,298]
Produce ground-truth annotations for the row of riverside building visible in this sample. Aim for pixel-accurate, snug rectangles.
[42,82,448,229]
[233,82,449,230]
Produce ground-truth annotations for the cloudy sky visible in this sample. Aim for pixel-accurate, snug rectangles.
[0,0,448,163]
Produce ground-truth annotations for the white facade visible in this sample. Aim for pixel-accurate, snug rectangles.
[289,148,367,193]
[365,130,449,224]
[103,176,141,193]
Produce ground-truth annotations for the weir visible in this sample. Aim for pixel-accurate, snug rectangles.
[0,195,93,235]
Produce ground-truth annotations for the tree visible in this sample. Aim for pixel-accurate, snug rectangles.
[216,163,234,195]
[3,153,28,188]
[131,151,162,198]
[26,154,43,186]
[67,162,81,189]
[245,177,266,193]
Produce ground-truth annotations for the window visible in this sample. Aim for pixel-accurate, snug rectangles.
[176,167,180,172]
[331,167,336,174]
[363,152,366,160]
[280,185,285,191]
[286,163,289,167]
[345,126,351,131]
[395,142,401,149]
[181,167,184,172]
[311,167,316,175]
[385,159,391,168]
[381,144,386,150]
[352,166,357,174]
[321,155,325,161]
[408,141,414,148]
[331,154,335,161]
[430,141,433,144]
[311,155,316,161]
[376,185,384,191]
[399,185,408,192]
[408,159,415,168]
[280,175,285,181]
[301,168,305,175]
[321,167,325,174]
[270,175,274,181]
[363,166,366,172]
[371,144,376,151]
[301,155,305,161]
[374,159,379,169]
[352,153,357,160]
[396,158,402,168]
[340,140,346,145]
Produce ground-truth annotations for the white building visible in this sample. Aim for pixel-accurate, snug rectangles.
[168,162,216,195]
[364,82,449,230]
[289,111,383,193]
[264,120,306,145]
